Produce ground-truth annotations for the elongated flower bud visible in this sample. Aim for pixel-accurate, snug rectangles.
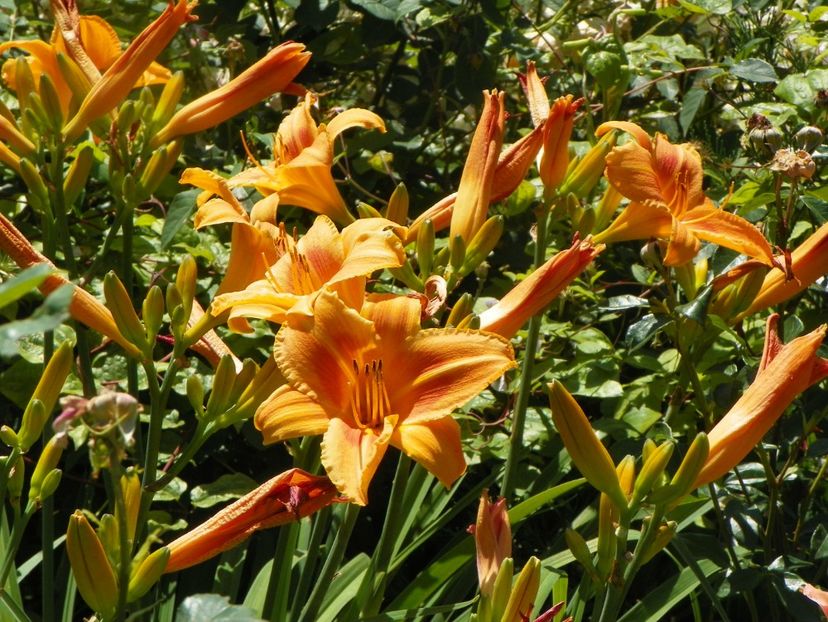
[560,131,616,198]
[175,255,197,321]
[38,74,64,131]
[19,159,50,212]
[29,435,67,503]
[446,292,474,328]
[104,271,149,354]
[386,182,409,225]
[0,109,35,157]
[7,455,24,507]
[66,511,119,618]
[142,285,164,345]
[417,218,435,277]
[64,145,94,208]
[205,354,236,419]
[150,71,185,129]
[472,490,511,596]
[641,520,677,564]
[127,547,169,602]
[548,381,627,511]
[565,528,598,578]
[486,557,514,622]
[55,52,93,106]
[539,95,582,194]
[461,215,504,277]
[502,556,540,622]
[650,432,709,504]
[18,341,73,451]
[631,440,674,507]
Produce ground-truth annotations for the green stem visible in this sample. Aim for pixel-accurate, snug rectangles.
[108,459,130,622]
[0,449,21,511]
[500,206,549,500]
[359,453,411,617]
[0,503,36,587]
[121,198,139,398]
[292,506,332,615]
[296,503,360,622]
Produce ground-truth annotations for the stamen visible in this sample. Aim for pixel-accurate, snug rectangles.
[348,359,391,430]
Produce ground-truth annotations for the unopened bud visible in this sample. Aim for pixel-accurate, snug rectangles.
[446,292,474,328]
[7,455,24,505]
[37,468,62,502]
[55,53,92,107]
[29,435,67,503]
[594,185,622,233]
[142,285,164,344]
[175,255,198,321]
[461,215,503,277]
[631,441,674,507]
[151,72,185,130]
[19,159,50,211]
[186,375,205,417]
[449,234,466,272]
[0,426,19,448]
[14,58,36,111]
[560,131,616,198]
[488,557,514,622]
[356,201,383,219]
[104,272,149,355]
[64,146,94,208]
[37,74,64,132]
[565,528,598,579]
[416,218,435,277]
[66,511,118,619]
[502,556,541,622]
[641,520,677,564]
[385,182,409,225]
[120,470,142,547]
[116,100,137,135]
[18,341,74,451]
[650,432,709,505]
[127,547,169,602]
[206,355,236,418]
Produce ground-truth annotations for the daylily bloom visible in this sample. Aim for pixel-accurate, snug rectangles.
[738,222,828,319]
[405,122,546,244]
[0,9,171,115]
[470,490,511,596]
[255,291,516,505]
[210,215,407,330]
[478,236,603,338]
[801,583,828,620]
[693,314,828,488]
[227,93,385,225]
[152,41,311,145]
[62,0,196,140]
[593,122,775,267]
[449,89,506,244]
[519,62,583,193]
[164,469,337,573]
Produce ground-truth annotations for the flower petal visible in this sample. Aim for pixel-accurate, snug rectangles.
[216,224,279,295]
[662,216,701,266]
[255,385,331,445]
[325,108,385,142]
[320,415,395,505]
[596,121,652,150]
[681,206,774,266]
[594,200,672,244]
[603,140,665,205]
[365,295,423,344]
[275,290,379,414]
[385,329,515,424]
[211,279,298,326]
[391,417,466,488]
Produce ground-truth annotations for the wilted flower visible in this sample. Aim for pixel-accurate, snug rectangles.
[470,490,511,596]
[769,148,816,180]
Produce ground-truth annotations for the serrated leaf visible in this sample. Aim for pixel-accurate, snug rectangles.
[730,58,778,83]
[176,594,263,622]
[160,189,199,250]
[190,473,258,509]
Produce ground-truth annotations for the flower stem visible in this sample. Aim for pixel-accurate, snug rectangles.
[296,503,360,622]
[501,206,549,500]
[108,458,130,622]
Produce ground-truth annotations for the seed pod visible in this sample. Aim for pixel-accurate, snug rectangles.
[66,511,119,619]
[794,125,823,153]
[748,126,782,157]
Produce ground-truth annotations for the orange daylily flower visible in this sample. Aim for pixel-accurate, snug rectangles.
[519,62,582,193]
[152,41,311,145]
[478,237,603,338]
[255,291,516,505]
[405,122,546,244]
[62,0,196,140]
[210,215,407,330]
[693,314,828,489]
[739,222,828,318]
[449,90,506,244]
[227,93,385,225]
[594,122,775,267]
[0,11,171,116]
[470,490,512,596]
[164,468,337,573]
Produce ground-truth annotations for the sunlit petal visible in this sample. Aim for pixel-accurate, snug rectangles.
[255,386,331,445]
[391,417,465,488]
[681,206,775,266]
[325,108,385,141]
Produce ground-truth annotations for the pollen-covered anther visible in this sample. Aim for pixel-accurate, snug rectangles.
[349,359,391,430]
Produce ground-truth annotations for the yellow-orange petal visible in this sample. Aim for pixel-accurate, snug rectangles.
[325,108,385,141]
[276,93,318,162]
[154,42,311,145]
[193,198,250,229]
[743,222,828,316]
[539,95,581,192]
[363,294,423,345]
[662,216,701,266]
[681,206,774,265]
[182,167,246,214]
[596,121,652,150]
[216,224,279,296]
[652,134,705,212]
[332,218,405,283]
[211,279,298,326]
[518,61,550,129]
[603,139,666,205]
[275,290,379,414]
[384,328,515,425]
[320,415,395,505]
[391,417,466,488]
[255,385,331,444]
[449,90,505,244]
[593,200,673,245]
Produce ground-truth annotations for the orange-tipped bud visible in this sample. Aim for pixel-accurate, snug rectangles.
[449,90,505,244]
[66,510,119,618]
[164,468,337,573]
[539,95,582,193]
[153,42,311,145]
[471,490,511,596]
[478,236,602,338]
[693,314,828,488]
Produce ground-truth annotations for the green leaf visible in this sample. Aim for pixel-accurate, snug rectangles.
[775,73,814,107]
[190,473,258,509]
[0,285,73,358]
[0,264,52,309]
[509,479,585,523]
[617,559,722,621]
[730,58,778,83]
[317,554,370,622]
[350,0,423,20]
[679,88,706,135]
[176,594,263,622]
[802,195,828,224]
[625,314,671,350]
[161,189,199,250]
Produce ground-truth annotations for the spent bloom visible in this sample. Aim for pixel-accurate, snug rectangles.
[470,490,511,596]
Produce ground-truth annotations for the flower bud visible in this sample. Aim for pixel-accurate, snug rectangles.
[548,381,627,511]
[593,185,622,233]
[356,201,384,219]
[794,125,823,153]
[0,426,19,448]
[29,435,67,504]
[36,468,62,502]
[63,145,95,208]
[449,234,466,273]
[142,285,164,345]
[104,271,149,355]
[18,341,74,451]
[631,440,674,507]
[175,255,197,322]
[446,292,474,328]
[650,432,709,505]
[385,182,409,225]
[19,159,50,212]
[119,470,142,547]
[55,52,93,107]
[596,491,616,582]
[502,556,540,622]
[472,490,511,596]
[486,557,514,622]
[560,131,616,198]
[13,57,36,112]
[565,528,598,579]
[641,519,677,564]
[709,263,769,320]
[151,71,185,130]
[416,218,435,277]
[186,374,205,416]
[138,139,182,197]
[206,354,237,419]
[7,455,24,507]
[127,547,169,602]
[66,510,119,619]
[38,74,64,132]
[461,215,503,277]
